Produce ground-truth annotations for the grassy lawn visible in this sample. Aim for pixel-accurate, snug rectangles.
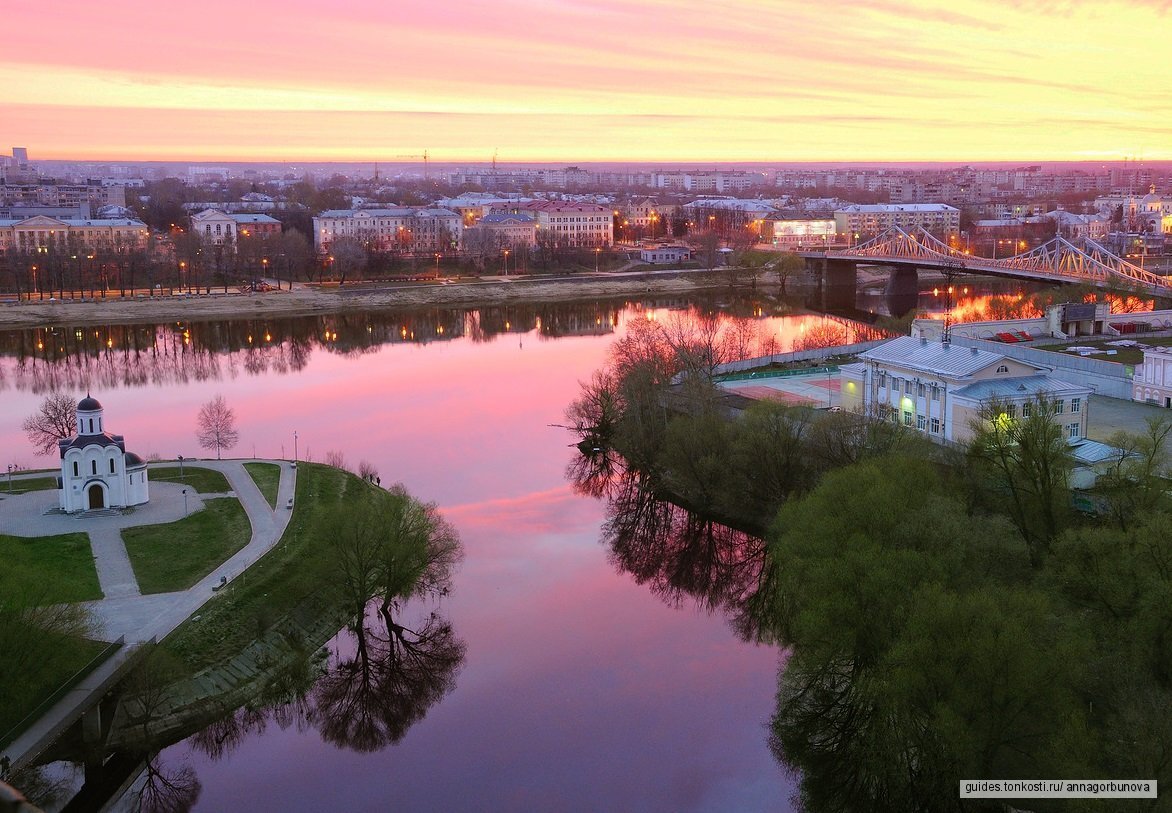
[162,464,384,672]
[0,533,102,604]
[122,498,251,594]
[244,462,282,509]
[0,633,112,747]
[1036,336,1172,367]
[150,465,231,494]
[2,475,59,494]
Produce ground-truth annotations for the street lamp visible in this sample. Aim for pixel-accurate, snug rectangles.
[7,463,13,493]
[435,253,441,276]
[595,246,601,273]
[183,488,188,517]
[294,430,298,462]
[503,248,510,276]
[177,454,185,479]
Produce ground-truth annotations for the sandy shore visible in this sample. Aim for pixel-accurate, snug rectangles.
[0,270,754,329]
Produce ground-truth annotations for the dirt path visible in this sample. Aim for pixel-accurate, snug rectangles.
[0,269,750,330]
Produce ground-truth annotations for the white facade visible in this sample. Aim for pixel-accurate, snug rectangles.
[839,337,1092,445]
[1135,347,1172,408]
[0,215,149,253]
[58,396,149,513]
[834,204,960,238]
[313,208,463,253]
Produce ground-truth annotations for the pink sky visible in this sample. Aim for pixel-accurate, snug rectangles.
[2,0,1169,162]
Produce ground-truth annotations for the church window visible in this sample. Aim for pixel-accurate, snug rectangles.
[110,458,116,474]
[88,418,94,433]
[73,461,79,477]
[91,460,97,475]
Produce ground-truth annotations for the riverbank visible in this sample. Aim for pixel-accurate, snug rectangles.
[0,268,753,330]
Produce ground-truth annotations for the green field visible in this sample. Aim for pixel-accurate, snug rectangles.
[150,465,231,494]
[122,498,251,594]
[2,475,59,494]
[0,532,102,604]
[244,462,282,509]
[162,464,382,671]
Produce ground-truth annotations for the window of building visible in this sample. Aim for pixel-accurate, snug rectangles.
[109,458,115,474]
[91,459,97,475]
[1069,423,1081,438]
[1006,404,1016,419]
[996,366,1009,374]
[931,384,940,401]
[917,382,925,397]
[904,380,912,394]
[1071,397,1081,413]
[903,410,913,426]
[931,417,940,434]
[916,414,927,430]
[1055,400,1065,414]
[73,461,79,477]
[1022,401,1032,417]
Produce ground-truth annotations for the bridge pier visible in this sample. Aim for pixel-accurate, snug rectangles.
[818,258,858,311]
[884,265,919,317]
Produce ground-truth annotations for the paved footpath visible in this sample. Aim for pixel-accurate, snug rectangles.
[0,458,297,772]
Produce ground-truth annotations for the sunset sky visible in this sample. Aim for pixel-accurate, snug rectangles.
[3,0,1169,163]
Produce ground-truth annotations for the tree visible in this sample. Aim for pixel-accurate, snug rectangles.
[196,395,239,459]
[22,392,77,456]
[772,252,806,294]
[966,395,1075,567]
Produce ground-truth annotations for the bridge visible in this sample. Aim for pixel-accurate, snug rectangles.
[798,226,1172,302]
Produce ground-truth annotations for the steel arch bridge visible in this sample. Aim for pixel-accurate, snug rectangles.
[799,227,1171,296]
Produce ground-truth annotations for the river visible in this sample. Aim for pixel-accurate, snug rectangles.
[0,283,1038,812]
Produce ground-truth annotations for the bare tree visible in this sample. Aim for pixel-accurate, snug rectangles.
[358,460,379,481]
[325,449,347,470]
[22,392,77,455]
[196,395,239,459]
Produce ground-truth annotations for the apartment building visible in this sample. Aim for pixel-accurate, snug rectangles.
[834,203,960,238]
[313,208,463,253]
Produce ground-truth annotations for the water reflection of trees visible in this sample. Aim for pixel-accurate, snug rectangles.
[0,292,831,393]
[579,461,772,643]
[184,602,464,761]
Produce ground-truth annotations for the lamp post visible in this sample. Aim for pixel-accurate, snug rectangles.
[503,248,510,277]
[183,488,188,517]
[595,247,601,273]
[7,463,13,493]
[294,431,298,462]
[178,454,185,479]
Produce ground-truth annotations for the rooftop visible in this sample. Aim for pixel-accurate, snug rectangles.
[860,336,1034,378]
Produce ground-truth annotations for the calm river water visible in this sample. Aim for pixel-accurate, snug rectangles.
[0,280,1048,812]
[2,295,817,813]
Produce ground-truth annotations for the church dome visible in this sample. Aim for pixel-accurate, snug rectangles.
[124,451,146,467]
[78,395,103,411]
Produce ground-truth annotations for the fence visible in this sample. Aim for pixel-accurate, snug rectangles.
[0,636,125,750]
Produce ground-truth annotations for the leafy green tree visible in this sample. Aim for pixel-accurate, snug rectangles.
[966,395,1075,567]
[1096,416,1172,531]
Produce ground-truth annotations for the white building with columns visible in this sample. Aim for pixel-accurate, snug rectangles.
[1135,347,1172,408]
[58,395,150,512]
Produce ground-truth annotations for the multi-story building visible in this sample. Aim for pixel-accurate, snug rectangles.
[1135,347,1172,408]
[313,208,462,253]
[190,209,282,245]
[839,336,1092,445]
[834,203,960,238]
[0,215,150,254]
[465,212,537,248]
[509,201,612,247]
[0,181,125,210]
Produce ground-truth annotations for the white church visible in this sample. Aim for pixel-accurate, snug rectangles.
[58,395,150,513]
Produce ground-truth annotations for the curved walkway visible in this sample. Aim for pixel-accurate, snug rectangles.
[0,458,297,772]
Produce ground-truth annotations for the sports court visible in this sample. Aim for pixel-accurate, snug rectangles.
[717,369,841,408]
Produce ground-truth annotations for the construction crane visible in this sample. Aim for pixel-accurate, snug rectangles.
[492,149,498,171]
[394,149,429,181]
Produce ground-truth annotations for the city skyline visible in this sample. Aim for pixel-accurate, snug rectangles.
[3,0,1170,164]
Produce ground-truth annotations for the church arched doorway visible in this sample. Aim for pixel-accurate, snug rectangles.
[87,483,106,510]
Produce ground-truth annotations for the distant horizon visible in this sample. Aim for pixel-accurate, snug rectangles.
[3,1,1168,164]
[23,157,1172,172]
